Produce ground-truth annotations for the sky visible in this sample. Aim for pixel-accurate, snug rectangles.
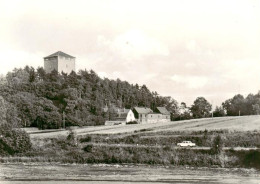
[0,0,260,106]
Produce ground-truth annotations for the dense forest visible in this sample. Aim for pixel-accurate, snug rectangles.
[0,66,178,129]
[1,66,260,129]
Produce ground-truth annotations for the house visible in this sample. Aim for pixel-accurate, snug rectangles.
[133,107,171,124]
[145,113,163,123]
[44,51,76,74]
[133,107,153,124]
[105,109,136,126]
[155,107,171,122]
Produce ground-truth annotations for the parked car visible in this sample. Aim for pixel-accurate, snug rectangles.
[177,141,196,147]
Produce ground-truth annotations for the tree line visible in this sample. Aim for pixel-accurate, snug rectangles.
[0,66,260,129]
[0,66,179,129]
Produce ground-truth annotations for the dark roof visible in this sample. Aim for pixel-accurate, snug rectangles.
[156,107,171,115]
[118,113,128,118]
[134,107,153,114]
[44,51,75,59]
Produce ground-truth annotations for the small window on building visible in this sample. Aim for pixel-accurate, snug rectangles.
[66,64,68,68]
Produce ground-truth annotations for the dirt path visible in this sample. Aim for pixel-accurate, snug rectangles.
[0,163,259,184]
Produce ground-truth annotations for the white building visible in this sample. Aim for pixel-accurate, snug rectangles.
[105,109,136,126]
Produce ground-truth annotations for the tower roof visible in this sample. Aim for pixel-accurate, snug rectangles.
[44,51,75,59]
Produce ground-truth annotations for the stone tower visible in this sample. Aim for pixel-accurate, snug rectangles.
[44,51,76,74]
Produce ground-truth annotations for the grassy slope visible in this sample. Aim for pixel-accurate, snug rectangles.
[3,116,260,169]
[29,115,260,139]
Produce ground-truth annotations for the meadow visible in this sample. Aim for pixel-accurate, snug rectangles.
[2,116,260,170]
[28,115,260,139]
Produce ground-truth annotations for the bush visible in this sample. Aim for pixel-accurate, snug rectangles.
[80,136,92,143]
[242,151,260,169]
[83,144,93,152]
[126,121,138,125]
[211,135,223,154]
[0,123,32,156]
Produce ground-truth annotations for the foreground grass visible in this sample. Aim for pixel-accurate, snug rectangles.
[79,129,260,148]
[1,129,260,170]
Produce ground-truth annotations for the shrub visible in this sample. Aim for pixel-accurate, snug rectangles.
[0,123,32,156]
[242,151,260,169]
[126,121,138,125]
[80,136,92,143]
[83,144,93,152]
[211,135,223,154]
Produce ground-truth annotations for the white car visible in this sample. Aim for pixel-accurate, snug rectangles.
[177,141,196,147]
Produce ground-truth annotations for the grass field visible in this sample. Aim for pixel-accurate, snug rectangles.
[5,115,260,169]
[28,115,260,139]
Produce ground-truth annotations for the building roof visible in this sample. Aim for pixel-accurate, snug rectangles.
[134,107,153,114]
[117,108,130,113]
[156,107,171,115]
[44,51,75,59]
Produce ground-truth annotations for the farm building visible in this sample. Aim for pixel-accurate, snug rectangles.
[105,109,136,126]
[155,107,171,122]
[133,107,171,124]
[133,107,153,123]
[44,51,76,74]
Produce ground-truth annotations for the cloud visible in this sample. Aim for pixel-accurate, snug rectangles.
[171,75,208,89]
[0,45,43,74]
[0,0,260,107]
[97,29,169,60]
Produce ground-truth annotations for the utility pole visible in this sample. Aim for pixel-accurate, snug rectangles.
[239,110,240,116]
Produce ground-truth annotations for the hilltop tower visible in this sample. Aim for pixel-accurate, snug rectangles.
[44,51,76,74]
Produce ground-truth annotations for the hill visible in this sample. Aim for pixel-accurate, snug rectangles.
[29,115,260,139]
[0,66,178,128]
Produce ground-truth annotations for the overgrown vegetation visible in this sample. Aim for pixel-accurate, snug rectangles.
[1,129,260,169]
[79,130,260,148]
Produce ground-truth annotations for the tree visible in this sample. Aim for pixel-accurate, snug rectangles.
[177,102,192,120]
[252,104,260,115]
[213,106,225,117]
[211,135,223,154]
[0,96,7,124]
[0,123,32,156]
[222,94,246,116]
[190,97,212,118]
